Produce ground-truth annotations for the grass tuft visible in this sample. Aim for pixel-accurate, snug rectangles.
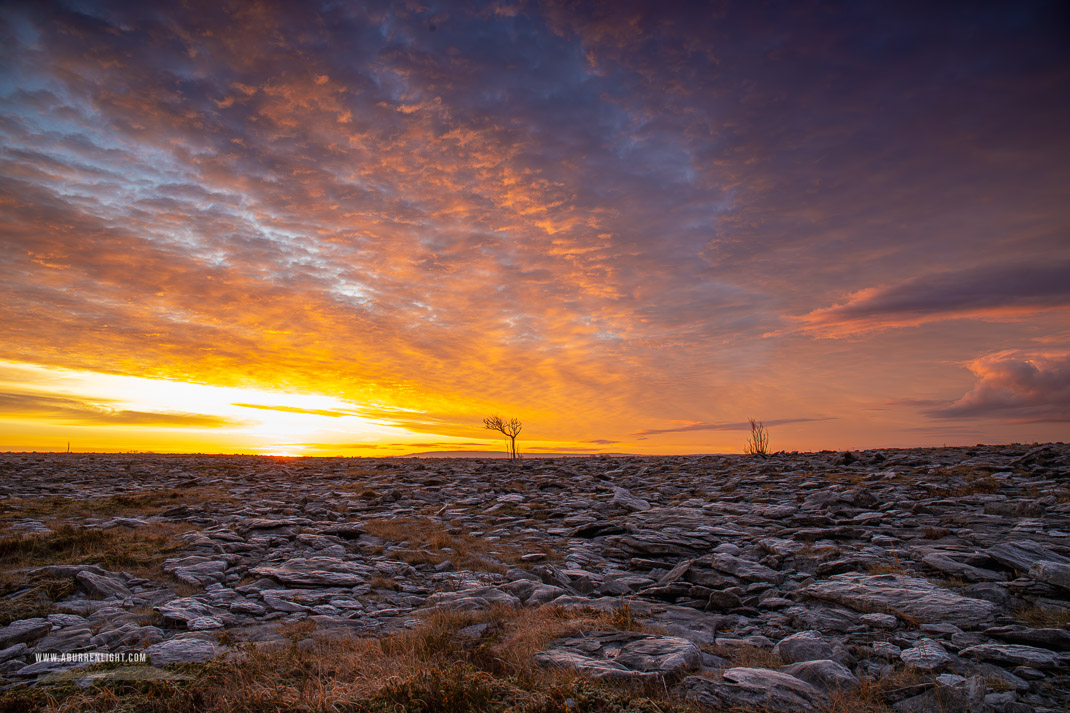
[1016,604,1070,628]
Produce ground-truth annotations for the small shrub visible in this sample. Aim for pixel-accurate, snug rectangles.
[743,417,770,456]
[922,526,951,539]
[368,575,400,591]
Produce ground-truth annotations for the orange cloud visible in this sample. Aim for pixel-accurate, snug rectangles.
[0,390,242,428]
[2,1,1068,453]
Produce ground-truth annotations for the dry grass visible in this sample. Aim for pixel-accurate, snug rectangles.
[0,523,195,623]
[819,667,926,713]
[867,554,908,576]
[712,643,783,669]
[4,602,694,713]
[0,600,939,713]
[0,523,192,579]
[887,608,921,629]
[0,487,235,532]
[921,471,1002,498]
[0,573,76,626]
[819,471,868,486]
[367,575,400,591]
[1016,603,1070,628]
[364,517,558,573]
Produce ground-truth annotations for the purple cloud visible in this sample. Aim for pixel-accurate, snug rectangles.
[798,261,1070,334]
[927,353,1070,422]
[633,417,835,437]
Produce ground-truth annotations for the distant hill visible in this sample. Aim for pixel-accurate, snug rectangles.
[394,450,636,459]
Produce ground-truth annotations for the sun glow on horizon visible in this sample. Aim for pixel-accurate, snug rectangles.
[0,359,443,456]
[1,1,1067,453]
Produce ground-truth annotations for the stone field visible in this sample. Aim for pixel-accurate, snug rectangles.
[0,443,1068,711]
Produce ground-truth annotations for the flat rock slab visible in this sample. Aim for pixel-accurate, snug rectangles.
[250,557,369,586]
[534,631,702,680]
[164,558,228,586]
[985,625,1070,651]
[780,660,859,692]
[773,631,837,663]
[987,540,1070,574]
[1029,561,1070,591]
[900,638,952,671]
[682,667,826,712]
[0,643,28,664]
[426,586,522,612]
[801,573,996,627]
[13,659,93,677]
[0,619,51,649]
[711,553,780,582]
[236,518,314,534]
[76,570,131,599]
[35,626,94,654]
[959,643,1065,669]
[154,597,221,626]
[143,638,219,666]
[922,553,1005,582]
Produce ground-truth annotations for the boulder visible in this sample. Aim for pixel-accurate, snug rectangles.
[611,487,651,512]
[780,659,860,692]
[682,667,826,712]
[773,631,837,663]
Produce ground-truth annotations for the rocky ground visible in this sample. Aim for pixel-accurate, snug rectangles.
[0,443,1068,712]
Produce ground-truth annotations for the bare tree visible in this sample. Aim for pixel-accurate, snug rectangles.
[744,417,769,456]
[483,415,522,460]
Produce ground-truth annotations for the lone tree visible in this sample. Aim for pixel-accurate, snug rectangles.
[744,417,769,456]
[484,415,522,460]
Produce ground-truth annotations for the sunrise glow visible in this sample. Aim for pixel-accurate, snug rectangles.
[2,2,1068,455]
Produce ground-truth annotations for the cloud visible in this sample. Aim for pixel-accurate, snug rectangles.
[0,390,241,428]
[633,417,835,437]
[232,403,360,418]
[926,353,1070,422]
[0,1,1068,450]
[525,445,612,452]
[795,261,1070,335]
[298,441,487,450]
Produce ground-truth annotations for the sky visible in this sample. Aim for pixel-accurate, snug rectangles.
[1,0,1068,457]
